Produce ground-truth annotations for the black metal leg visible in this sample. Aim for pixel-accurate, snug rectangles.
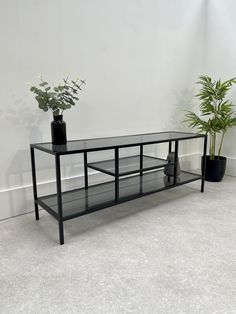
[139,174,143,194]
[115,148,119,203]
[58,219,64,245]
[84,152,88,189]
[30,146,39,220]
[55,154,64,245]
[140,145,143,176]
[167,141,172,183]
[85,189,89,210]
[201,135,208,192]
[174,141,179,185]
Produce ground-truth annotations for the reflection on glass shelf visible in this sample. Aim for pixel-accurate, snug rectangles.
[38,170,202,220]
[87,155,170,176]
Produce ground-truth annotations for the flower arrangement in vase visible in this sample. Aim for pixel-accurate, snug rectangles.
[30,76,85,144]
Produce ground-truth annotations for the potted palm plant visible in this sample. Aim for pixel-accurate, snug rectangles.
[184,75,236,181]
[30,76,85,145]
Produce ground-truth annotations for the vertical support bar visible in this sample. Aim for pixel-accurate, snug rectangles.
[55,154,64,245]
[84,151,88,189]
[139,173,143,195]
[201,135,208,192]
[140,144,143,176]
[167,141,172,183]
[174,140,179,185]
[115,148,119,203]
[30,146,39,220]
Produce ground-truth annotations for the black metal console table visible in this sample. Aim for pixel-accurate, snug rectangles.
[30,131,207,244]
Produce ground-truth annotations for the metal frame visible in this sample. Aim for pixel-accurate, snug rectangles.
[174,140,179,185]
[55,154,64,245]
[84,152,88,189]
[140,145,143,176]
[30,132,207,245]
[201,135,208,192]
[115,148,119,203]
[30,146,39,221]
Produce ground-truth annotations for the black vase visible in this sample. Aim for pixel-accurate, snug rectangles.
[202,155,226,182]
[51,115,67,145]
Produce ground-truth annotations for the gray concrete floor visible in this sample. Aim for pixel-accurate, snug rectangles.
[0,177,236,314]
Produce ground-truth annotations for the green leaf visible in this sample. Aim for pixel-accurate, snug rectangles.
[57,85,64,91]
[39,82,48,87]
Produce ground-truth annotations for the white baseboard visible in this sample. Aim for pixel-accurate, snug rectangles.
[0,152,235,221]
[225,156,236,176]
[180,154,236,176]
[0,171,108,221]
[179,152,201,171]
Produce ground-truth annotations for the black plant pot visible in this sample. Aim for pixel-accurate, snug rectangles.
[202,155,227,182]
[51,115,67,145]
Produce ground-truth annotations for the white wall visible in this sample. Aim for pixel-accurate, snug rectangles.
[205,0,236,175]
[0,0,206,220]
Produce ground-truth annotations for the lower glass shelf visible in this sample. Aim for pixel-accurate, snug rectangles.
[38,170,202,221]
[87,155,170,176]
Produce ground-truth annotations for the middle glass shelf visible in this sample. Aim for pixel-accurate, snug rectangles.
[87,155,173,177]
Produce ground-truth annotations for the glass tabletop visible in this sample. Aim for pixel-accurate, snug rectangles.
[31,131,205,154]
